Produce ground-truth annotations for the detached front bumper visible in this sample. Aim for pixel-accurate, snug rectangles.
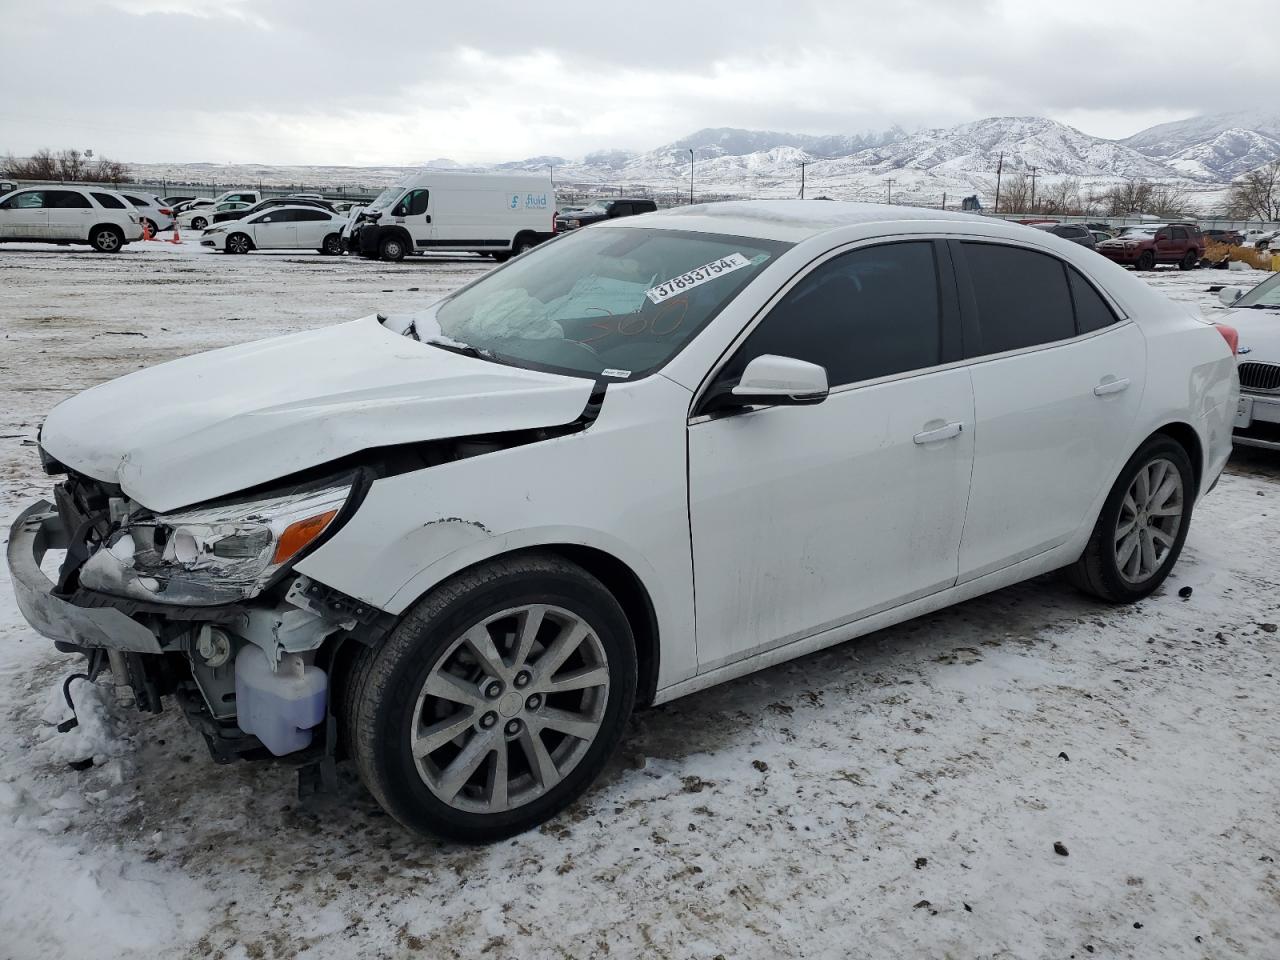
[6,501,161,654]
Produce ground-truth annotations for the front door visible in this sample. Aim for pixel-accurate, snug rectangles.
[688,240,975,671]
[249,210,297,249]
[952,240,1146,580]
[393,188,432,250]
[0,189,49,238]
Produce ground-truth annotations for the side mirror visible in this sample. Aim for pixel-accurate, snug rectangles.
[392,204,407,217]
[1218,286,1244,306]
[713,355,829,412]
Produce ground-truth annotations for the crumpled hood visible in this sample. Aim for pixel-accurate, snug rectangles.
[40,315,594,511]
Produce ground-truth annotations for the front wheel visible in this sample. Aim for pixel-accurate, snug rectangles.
[321,233,343,255]
[190,216,208,231]
[1067,435,1194,602]
[1179,251,1198,271]
[379,236,406,261]
[345,553,637,843]
[225,233,252,254]
[1135,250,1156,271]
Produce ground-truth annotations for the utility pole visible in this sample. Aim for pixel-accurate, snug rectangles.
[688,148,695,206]
[800,160,807,199]
[1029,166,1039,213]
[994,152,1004,215]
[549,163,554,186]
[941,192,947,210]
[885,178,896,205]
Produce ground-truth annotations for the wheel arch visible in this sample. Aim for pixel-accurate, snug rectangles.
[378,542,662,707]
[378,224,414,253]
[1151,421,1204,497]
[512,229,538,251]
[89,222,123,241]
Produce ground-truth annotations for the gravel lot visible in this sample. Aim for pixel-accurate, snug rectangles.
[1,239,1278,960]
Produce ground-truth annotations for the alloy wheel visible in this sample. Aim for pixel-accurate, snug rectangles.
[409,604,610,814]
[1114,456,1184,583]
[96,230,120,251]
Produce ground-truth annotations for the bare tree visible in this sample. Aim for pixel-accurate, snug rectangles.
[1,148,131,184]
[1227,160,1280,222]
[1000,171,1030,213]
[1086,179,1190,219]
[1038,177,1089,216]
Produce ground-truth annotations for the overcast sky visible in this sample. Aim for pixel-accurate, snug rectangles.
[0,0,1271,166]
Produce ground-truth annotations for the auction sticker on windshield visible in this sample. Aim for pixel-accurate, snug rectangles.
[645,253,752,304]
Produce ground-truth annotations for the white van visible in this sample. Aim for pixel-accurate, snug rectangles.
[347,171,555,262]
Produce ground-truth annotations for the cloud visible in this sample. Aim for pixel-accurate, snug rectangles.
[0,0,1272,164]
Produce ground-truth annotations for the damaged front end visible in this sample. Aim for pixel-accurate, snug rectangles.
[7,466,384,766]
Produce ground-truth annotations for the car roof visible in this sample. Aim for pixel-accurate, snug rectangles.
[243,204,334,215]
[611,199,1016,243]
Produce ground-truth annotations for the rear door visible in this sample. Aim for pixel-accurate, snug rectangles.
[952,240,1145,581]
[43,190,94,239]
[1152,227,1177,262]
[0,189,48,238]
[294,208,334,247]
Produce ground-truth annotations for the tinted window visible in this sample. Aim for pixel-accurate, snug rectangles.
[722,241,942,388]
[0,191,44,209]
[1171,226,1188,240]
[962,242,1074,353]
[295,209,330,221]
[612,203,634,217]
[45,190,91,209]
[91,192,126,209]
[406,189,430,216]
[124,195,148,206]
[254,210,296,223]
[1069,269,1118,334]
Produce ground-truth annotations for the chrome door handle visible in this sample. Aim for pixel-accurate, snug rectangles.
[913,421,963,444]
[1093,377,1131,397]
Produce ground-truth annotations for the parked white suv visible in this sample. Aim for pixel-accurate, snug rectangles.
[0,185,143,251]
[8,202,1237,842]
[118,191,174,235]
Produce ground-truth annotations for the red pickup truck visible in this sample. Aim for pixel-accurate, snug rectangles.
[1095,223,1204,271]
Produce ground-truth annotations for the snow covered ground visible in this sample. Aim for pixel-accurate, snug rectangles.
[1,236,1278,959]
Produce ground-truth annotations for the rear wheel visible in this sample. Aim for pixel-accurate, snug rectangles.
[321,233,343,255]
[1179,251,1198,270]
[379,235,406,262]
[225,232,252,254]
[1067,435,1194,602]
[90,226,123,253]
[1135,250,1156,271]
[345,553,637,843]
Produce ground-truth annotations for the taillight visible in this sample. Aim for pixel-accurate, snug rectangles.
[159,207,172,216]
[1215,322,1239,356]
[552,211,557,234]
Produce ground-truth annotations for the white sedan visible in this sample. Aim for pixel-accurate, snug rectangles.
[199,204,347,254]
[8,201,1238,843]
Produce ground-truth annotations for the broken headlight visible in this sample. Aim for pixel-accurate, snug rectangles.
[79,480,354,606]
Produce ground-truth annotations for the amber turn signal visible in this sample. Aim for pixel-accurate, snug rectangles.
[273,510,339,565]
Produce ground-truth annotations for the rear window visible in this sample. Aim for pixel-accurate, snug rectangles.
[1068,269,1119,333]
[962,242,1075,354]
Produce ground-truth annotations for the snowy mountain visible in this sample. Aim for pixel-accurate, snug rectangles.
[1123,111,1280,178]
[837,116,1171,179]
[665,126,904,160]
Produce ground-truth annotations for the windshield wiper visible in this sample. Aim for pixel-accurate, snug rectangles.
[423,336,496,361]
[1243,303,1280,310]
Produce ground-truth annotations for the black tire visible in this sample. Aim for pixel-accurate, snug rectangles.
[1067,434,1195,603]
[1179,251,1197,271]
[225,233,252,254]
[379,235,407,262]
[89,225,123,253]
[345,553,637,843]
[1136,250,1155,271]
[190,216,208,231]
[321,233,343,256]
[491,251,512,263]
[512,234,536,256]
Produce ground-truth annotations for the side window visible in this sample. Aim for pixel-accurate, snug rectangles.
[295,209,329,221]
[638,201,657,213]
[611,203,634,217]
[1155,229,1172,242]
[1068,269,1119,334]
[0,191,44,209]
[721,242,942,388]
[1171,226,1188,240]
[45,190,92,209]
[962,242,1074,354]
[91,192,127,209]
[124,195,147,207]
[404,189,430,216]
